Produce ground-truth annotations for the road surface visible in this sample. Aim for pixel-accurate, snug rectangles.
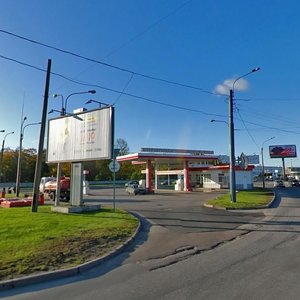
[2,187,299,299]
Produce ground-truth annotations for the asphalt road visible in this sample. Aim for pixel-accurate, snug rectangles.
[3,186,299,299]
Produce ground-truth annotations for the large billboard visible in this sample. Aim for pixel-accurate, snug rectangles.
[269,144,297,158]
[47,107,114,163]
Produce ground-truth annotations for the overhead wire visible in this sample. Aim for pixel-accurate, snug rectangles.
[3,52,300,136]
[235,106,260,150]
[0,53,227,118]
[53,0,193,90]
[112,73,134,106]
[0,28,222,96]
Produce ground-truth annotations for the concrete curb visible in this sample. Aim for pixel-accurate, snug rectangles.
[203,192,276,211]
[0,212,141,291]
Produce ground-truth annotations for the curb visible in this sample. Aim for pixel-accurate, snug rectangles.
[203,192,276,211]
[0,213,141,291]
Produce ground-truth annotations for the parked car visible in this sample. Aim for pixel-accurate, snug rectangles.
[125,183,146,195]
[125,180,139,187]
[291,179,300,187]
[274,180,285,188]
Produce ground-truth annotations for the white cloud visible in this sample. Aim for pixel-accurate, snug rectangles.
[214,77,249,94]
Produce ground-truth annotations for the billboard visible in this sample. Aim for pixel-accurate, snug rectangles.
[269,145,297,158]
[47,107,114,163]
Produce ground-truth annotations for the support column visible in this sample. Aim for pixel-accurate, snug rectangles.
[155,164,158,190]
[184,160,190,191]
[146,160,152,192]
[70,162,83,206]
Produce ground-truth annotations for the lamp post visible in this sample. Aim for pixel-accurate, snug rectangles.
[53,90,96,115]
[85,99,109,108]
[64,90,96,115]
[261,137,275,189]
[229,67,260,203]
[0,130,12,183]
[53,94,64,116]
[16,117,27,197]
[15,121,42,197]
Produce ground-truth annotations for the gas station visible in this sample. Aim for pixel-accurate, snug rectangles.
[117,148,255,192]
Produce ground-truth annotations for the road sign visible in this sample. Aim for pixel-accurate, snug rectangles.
[109,160,120,172]
[239,152,249,169]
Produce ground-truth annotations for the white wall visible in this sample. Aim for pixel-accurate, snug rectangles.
[202,169,253,190]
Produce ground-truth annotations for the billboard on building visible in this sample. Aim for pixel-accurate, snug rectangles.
[269,145,297,158]
[47,107,114,163]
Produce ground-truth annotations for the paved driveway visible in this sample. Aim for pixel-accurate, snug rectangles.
[84,188,265,262]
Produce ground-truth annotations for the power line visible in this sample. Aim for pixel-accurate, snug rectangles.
[0,53,227,118]
[103,0,192,59]
[0,28,221,96]
[112,73,134,106]
[3,52,300,135]
[235,107,260,149]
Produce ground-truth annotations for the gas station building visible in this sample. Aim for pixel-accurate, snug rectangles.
[117,148,254,192]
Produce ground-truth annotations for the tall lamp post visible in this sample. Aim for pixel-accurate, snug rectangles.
[229,67,260,203]
[1,131,14,183]
[261,137,275,189]
[16,117,27,197]
[16,120,41,197]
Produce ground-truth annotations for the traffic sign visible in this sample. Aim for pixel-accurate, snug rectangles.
[109,160,120,172]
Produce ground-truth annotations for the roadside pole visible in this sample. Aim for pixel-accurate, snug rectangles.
[109,160,120,211]
[32,59,51,212]
[229,88,236,203]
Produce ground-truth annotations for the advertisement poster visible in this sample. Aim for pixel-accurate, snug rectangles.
[47,107,113,163]
[269,145,297,158]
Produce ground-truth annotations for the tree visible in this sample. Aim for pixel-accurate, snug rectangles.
[115,138,129,156]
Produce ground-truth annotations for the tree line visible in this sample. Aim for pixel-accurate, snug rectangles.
[0,139,143,183]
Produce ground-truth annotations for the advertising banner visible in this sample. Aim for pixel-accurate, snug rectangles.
[47,107,114,163]
[269,145,297,158]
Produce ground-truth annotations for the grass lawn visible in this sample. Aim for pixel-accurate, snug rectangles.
[1,192,31,198]
[207,188,274,209]
[0,205,138,281]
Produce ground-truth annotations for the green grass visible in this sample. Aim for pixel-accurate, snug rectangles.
[207,188,274,209]
[1,192,31,198]
[0,205,138,280]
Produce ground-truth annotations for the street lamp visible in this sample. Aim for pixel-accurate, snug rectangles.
[261,137,275,189]
[16,116,27,197]
[229,67,260,203]
[85,99,109,108]
[211,119,229,125]
[64,90,96,115]
[16,120,41,197]
[53,90,96,116]
[0,131,13,183]
[53,94,64,116]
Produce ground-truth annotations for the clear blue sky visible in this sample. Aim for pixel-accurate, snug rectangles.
[0,0,300,167]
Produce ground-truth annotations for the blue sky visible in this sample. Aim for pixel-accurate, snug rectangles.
[0,0,300,167]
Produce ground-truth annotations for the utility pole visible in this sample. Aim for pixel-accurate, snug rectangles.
[261,146,265,189]
[229,67,260,203]
[229,89,236,203]
[32,59,51,212]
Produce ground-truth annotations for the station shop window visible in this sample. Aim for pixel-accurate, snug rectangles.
[204,174,211,182]
[218,173,225,183]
